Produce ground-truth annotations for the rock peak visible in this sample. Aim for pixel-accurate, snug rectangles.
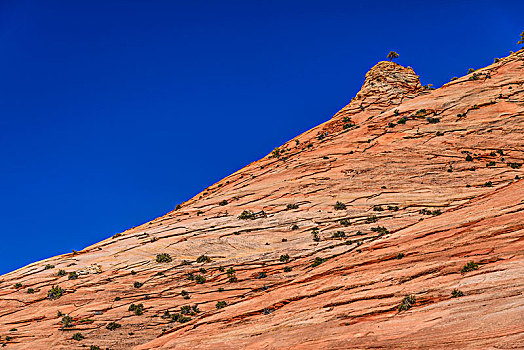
[353,61,422,110]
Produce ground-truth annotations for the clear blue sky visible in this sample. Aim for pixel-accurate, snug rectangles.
[0,0,522,274]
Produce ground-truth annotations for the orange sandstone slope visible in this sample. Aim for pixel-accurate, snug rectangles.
[1,50,524,350]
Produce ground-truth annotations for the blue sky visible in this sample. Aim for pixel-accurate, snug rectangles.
[0,0,522,274]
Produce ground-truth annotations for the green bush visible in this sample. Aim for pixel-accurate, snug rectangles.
[61,315,73,328]
[128,303,144,315]
[68,272,78,280]
[334,201,346,210]
[284,267,292,272]
[216,301,227,309]
[311,257,326,268]
[279,254,290,262]
[465,155,473,161]
[291,224,299,230]
[451,289,464,298]
[156,253,172,263]
[398,295,416,311]
[256,272,267,279]
[219,200,228,206]
[397,117,408,124]
[44,264,55,270]
[271,147,281,158]
[195,275,206,284]
[196,255,211,263]
[57,269,66,277]
[366,215,378,223]
[71,333,84,341]
[106,322,121,331]
[27,288,35,294]
[48,285,64,300]
[332,231,345,238]
[238,210,255,220]
[340,219,350,226]
[287,203,299,210]
[312,229,320,242]
[461,261,479,273]
[14,283,22,288]
[371,226,389,235]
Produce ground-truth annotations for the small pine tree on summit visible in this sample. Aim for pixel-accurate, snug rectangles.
[387,51,399,61]
[518,30,524,45]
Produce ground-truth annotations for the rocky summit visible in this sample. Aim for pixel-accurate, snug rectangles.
[1,49,523,349]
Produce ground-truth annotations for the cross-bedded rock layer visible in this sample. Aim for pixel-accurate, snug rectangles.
[1,50,523,349]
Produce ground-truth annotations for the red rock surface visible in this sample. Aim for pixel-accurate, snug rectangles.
[1,50,523,349]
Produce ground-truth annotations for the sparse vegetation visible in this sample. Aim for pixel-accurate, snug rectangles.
[279,254,290,262]
[332,231,345,238]
[451,289,464,298]
[256,272,267,279]
[461,261,479,273]
[465,154,473,161]
[371,226,389,235]
[483,181,493,187]
[398,295,416,311]
[156,253,172,263]
[286,203,299,210]
[128,303,144,316]
[71,333,84,341]
[48,285,64,300]
[396,253,405,259]
[195,275,206,284]
[133,281,143,288]
[311,257,327,268]
[238,210,255,220]
[284,267,292,272]
[216,301,227,309]
[334,201,346,210]
[57,269,66,277]
[106,322,121,331]
[397,116,408,124]
[219,200,228,206]
[366,215,378,223]
[518,30,524,45]
[44,264,55,270]
[340,218,350,226]
[68,272,78,280]
[14,283,22,288]
[387,51,399,61]
[508,162,522,169]
[271,147,281,158]
[226,267,238,283]
[60,315,73,328]
[291,224,299,230]
[196,255,211,263]
[312,228,320,242]
[27,288,34,294]
[419,208,441,216]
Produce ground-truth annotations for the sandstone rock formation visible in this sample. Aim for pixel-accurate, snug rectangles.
[0,49,523,349]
